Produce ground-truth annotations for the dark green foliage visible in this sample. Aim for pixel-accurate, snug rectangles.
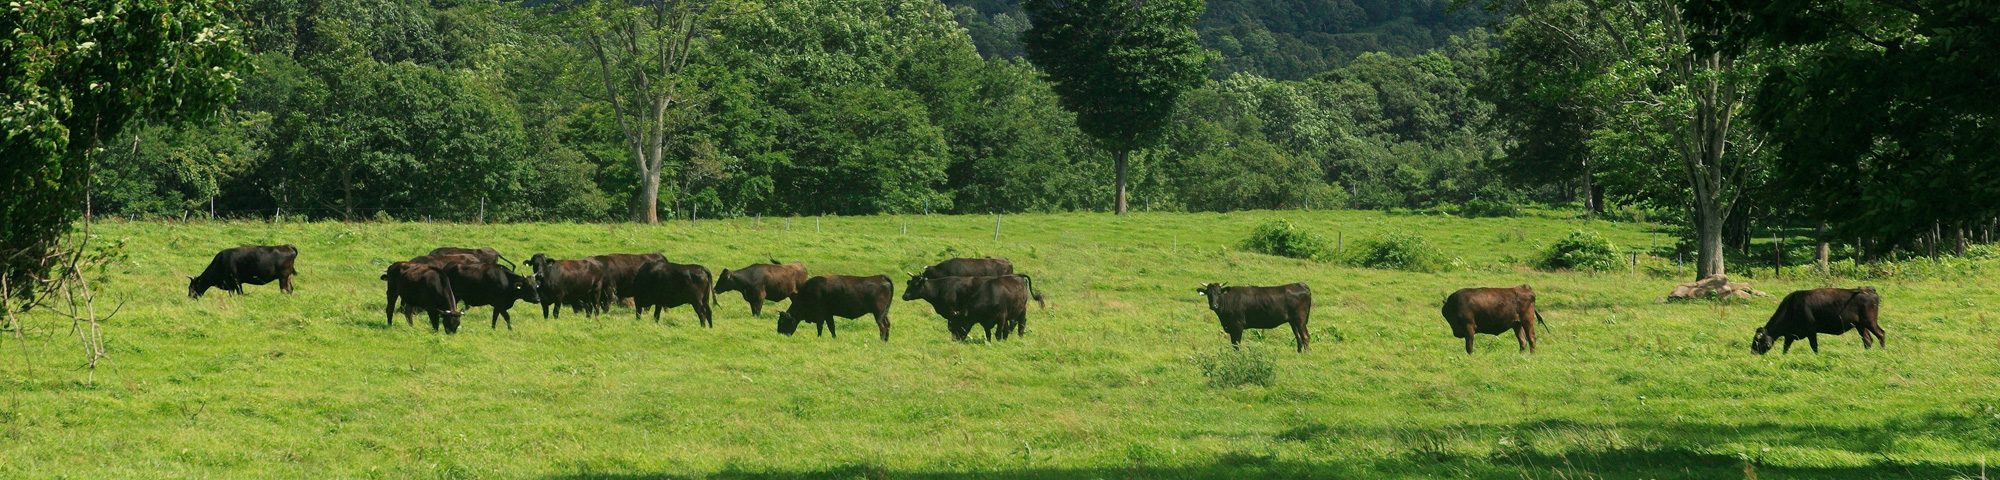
[1022,0,1214,154]
[1349,232,1450,272]
[1534,230,1619,272]
[1457,198,1520,218]
[2,0,247,299]
[1197,346,1275,387]
[1242,219,1330,260]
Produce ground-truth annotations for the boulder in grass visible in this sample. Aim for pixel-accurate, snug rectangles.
[1659,274,1771,303]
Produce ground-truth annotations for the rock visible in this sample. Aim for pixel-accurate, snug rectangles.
[1665,274,1769,301]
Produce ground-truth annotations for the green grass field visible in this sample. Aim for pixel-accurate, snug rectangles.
[4,210,1998,479]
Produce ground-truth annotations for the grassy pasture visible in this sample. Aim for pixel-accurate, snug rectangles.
[3,210,1998,479]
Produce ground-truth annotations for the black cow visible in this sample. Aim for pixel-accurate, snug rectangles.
[189,245,298,298]
[1752,287,1884,354]
[526,254,609,318]
[715,261,809,316]
[1441,285,1545,354]
[633,260,714,327]
[447,262,541,330]
[921,257,1013,278]
[382,262,464,333]
[903,274,1043,341]
[778,275,894,341]
[1197,282,1312,352]
[591,253,668,304]
[429,246,512,268]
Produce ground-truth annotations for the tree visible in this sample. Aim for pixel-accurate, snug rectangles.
[1022,0,1214,214]
[1691,0,2000,253]
[558,0,731,224]
[2,0,246,301]
[1478,0,1768,279]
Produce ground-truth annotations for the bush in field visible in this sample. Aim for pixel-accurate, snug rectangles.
[1535,230,1620,271]
[1197,347,1275,388]
[1349,232,1451,272]
[1458,198,1522,218]
[1242,219,1330,260]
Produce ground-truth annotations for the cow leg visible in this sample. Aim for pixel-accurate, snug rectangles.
[748,292,764,316]
[1871,325,1886,350]
[698,299,714,328]
[982,323,993,342]
[1514,326,1528,352]
[827,319,838,338]
[1782,337,1795,353]
[1808,334,1820,353]
[1464,323,1477,354]
[1292,320,1310,353]
[500,309,513,330]
[385,287,399,327]
[816,320,826,337]
[280,273,294,294]
[493,309,502,329]
[874,312,890,342]
[429,311,441,332]
[1228,328,1244,348]
[1525,319,1538,353]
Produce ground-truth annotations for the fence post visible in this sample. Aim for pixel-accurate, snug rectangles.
[1774,233,1783,277]
[479,197,486,224]
[994,213,1002,241]
[816,217,820,233]
[1337,231,1343,251]
[692,204,699,226]
[209,196,216,221]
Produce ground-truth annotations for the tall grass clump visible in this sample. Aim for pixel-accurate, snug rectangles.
[1197,347,1276,387]
[1348,232,1450,272]
[1241,219,1330,260]
[1457,198,1522,218]
[1534,230,1620,271]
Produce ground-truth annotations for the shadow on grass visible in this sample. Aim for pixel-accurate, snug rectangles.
[547,415,1998,480]
[544,450,1977,480]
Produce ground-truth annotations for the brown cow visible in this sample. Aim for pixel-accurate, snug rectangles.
[921,257,1013,278]
[1441,285,1546,354]
[526,253,609,319]
[591,253,667,305]
[715,261,809,316]
[904,274,1043,341]
[382,262,464,333]
[778,275,894,341]
[1752,287,1884,354]
[1197,283,1312,352]
[428,246,512,268]
[633,260,714,327]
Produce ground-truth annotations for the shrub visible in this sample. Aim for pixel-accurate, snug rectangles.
[1535,230,1621,271]
[1241,219,1330,260]
[1349,232,1451,272]
[1457,198,1522,218]
[1197,347,1275,388]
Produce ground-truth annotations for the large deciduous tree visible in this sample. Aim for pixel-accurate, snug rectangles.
[2,0,246,301]
[559,0,729,224]
[1022,0,1214,214]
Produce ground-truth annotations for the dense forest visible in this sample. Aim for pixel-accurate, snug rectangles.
[7,0,1997,298]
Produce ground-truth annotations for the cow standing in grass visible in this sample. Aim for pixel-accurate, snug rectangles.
[921,257,1013,278]
[591,253,667,306]
[446,263,540,330]
[526,254,609,318]
[904,274,1042,342]
[1441,285,1545,354]
[1197,283,1312,352]
[715,261,808,316]
[779,275,894,341]
[189,245,299,298]
[382,262,464,333]
[1752,287,1884,354]
[633,260,714,327]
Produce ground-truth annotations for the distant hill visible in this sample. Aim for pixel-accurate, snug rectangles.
[946,0,1493,80]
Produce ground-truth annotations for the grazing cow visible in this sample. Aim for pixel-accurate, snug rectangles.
[591,253,668,304]
[1752,287,1884,354]
[428,246,512,268]
[778,275,894,341]
[407,253,483,268]
[1197,283,1312,352]
[382,262,464,333]
[188,245,298,298]
[903,274,1043,341]
[1441,285,1545,354]
[633,260,714,327]
[714,261,809,316]
[921,257,1013,278]
[525,253,610,318]
[446,262,541,330]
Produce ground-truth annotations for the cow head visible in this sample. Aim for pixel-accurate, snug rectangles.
[511,272,542,304]
[188,276,210,299]
[714,269,737,294]
[1750,327,1775,355]
[1196,283,1227,311]
[525,254,553,274]
[901,274,931,301]
[777,311,801,336]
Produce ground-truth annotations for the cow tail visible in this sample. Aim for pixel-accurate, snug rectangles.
[497,253,517,270]
[1022,274,1045,309]
[1535,309,1547,330]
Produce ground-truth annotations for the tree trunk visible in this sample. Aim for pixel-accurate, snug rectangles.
[1113,149,1129,215]
[1581,156,1596,214]
[631,172,660,224]
[1695,200,1725,279]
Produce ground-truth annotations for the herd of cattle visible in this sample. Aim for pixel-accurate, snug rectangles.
[186,244,1888,354]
